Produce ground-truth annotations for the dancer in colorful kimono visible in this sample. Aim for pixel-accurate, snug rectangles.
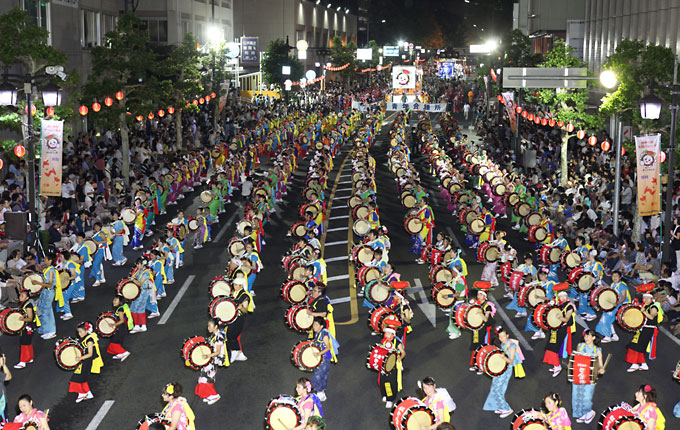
[194,319,225,405]
[90,222,109,287]
[244,241,262,294]
[166,227,184,270]
[506,254,537,318]
[579,251,603,321]
[595,270,630,342]
[542,287,576,378]
[625,285,663,372]
[293,378,325,429]
[130,257,154,334]
[483,326,525,419]
[14,289,38,369]
[106,294,132,361]
[160,382,195,430]
[310,316,338,402]
[571,330,604,424]
[410,198,434,257]
[72,234,91,302]
[110,212,128,266]
[378,317,405,409]
[149,250,166,301]
[526,268,555,340]
[632,385,665,430]
[131,200,146,251]
[193,208,209,249]
[532,392,572,430]
[469,289,495,372]
[56,251,79,321]
[36,252,62,340]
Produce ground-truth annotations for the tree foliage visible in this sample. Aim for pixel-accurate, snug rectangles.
[330,36,357,81]
[501,29,542,68]
[261,38,303,88]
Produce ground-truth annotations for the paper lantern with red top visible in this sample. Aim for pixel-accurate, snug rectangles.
[521,110,528,118]
[541,118,548,126]
[24,104,36,116]
[557,121,564,127]
[534,116,540,124]
[660,151,667,162]
[92,102,101,112]
[210,92,216,98]
[496,95,502,101]
[601,141,611,151]
[104,97,114,107]
[576,130,586,140]
[158,109,165,117]
[199,97,205,104]
[567,123,575,133]
[588,135,598,146]
[14,145,25,158]
[0,159,4,170]
[168,106,175,114]
[148,112,154,119]
[136,115,143,122]
[46,106,55,116]
[549,119,556,127]
[516,106,522,114]
[193,99,198,106]
[115,91,124,101]
[205,95,211,102]
[528,113,534,121]
[79,105,88,116]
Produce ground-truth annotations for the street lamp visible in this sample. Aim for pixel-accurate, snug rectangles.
[639,93,664,120]
[0,82,18,106]
[41,82,62,107]
[599,70,618,89]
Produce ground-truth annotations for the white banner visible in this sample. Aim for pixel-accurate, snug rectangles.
[351,100,379,111]
[386,101,447,112]
[392,66,417,89]
[634,134,661,216]
[39,120,63,197]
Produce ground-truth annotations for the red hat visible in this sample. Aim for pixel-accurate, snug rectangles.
[473,281,491,290]
[636,283,655,293]
[390,281,410,291]
[552,282,570,292]
[382,316,402,330]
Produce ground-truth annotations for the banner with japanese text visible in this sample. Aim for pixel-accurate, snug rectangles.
[385,101,446,112]
[634,133,661,216]
[39,120,63,197]
[240,37,258,63]
[502,92,517,134]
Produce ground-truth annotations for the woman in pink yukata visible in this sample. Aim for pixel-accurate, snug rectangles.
[531,392,572,430]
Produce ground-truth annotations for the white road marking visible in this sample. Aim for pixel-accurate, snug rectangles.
[658,325,680,347]
[338,180,353,185]
[326,227,349,232]
[327,274,350,282]
[84,400,115,430]
[325,240,348,246]
[329,215,349,220]
[487,296,533,351]
[446,227,466,256]
[214,203,243,243]
[412,278,437,327]
[158,275,196,325]
[333,196,350,201]
[330,296,352,304]
[324,255,349,262]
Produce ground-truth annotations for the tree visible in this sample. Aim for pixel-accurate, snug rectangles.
[424,21,446,50]
[528,39,604,185]
[0,8,74,144]
[83,13,171,182]
[261,38,303,89]
[501,29,542,68]
[330,35,357,82]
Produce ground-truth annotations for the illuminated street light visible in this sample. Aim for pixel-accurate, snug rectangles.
[599,70,618,89]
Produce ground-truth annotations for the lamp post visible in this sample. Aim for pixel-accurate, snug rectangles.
[639,56,679,261]
[0,70,64,236]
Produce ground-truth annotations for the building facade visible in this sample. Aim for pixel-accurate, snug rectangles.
[583,0,680,73]
[513,0,586,56]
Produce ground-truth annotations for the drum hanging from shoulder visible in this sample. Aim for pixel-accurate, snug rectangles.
[504,192,520,208]
[492,183,506,196]
[290,222,308,238]
[615,303,645,332]
[568,267,595,292]
[83,239,97,256]
[137,413,171,430]
[22,273,44,296]
[454,303,484,330]
[477,242,500,263]
[567,353,599,385]
[59,270,71,290]
[264,396,302,430]
[54,337,84,371]
[403,215,423,235]
[474,344,509,377]
[390,397,435,430]
[209,297,238,325]
[468,219,485,236]
[352,204,369,220]
[364,280,391,306]
[209,276,232,299]
[533,303,564,331]
[515,202,531,217]
[402,193,417,208]
[188,218,200,232]
[0,308,25,335]
[560,251,581,269]
[429,265,454,284]
[508,271,525,292]
[517,284,546,308]
[464,210,480,225]
[285,305,314,333]
[121,208,137,224]
[353,219,371,236]
[539,245,562,265]
[280,280,308,304]
[236,219,254,236]
[599,403,645,430]
[200,190,213,203]
[228,238,246,256]
[525,212,541,227]
[448,182,462,194]
[357,266,381,287]
[431,283,456,309]
[290,339,322,372]
[366,344,398,375]
[510,409,548,430]
[95,312,117,338]
[351,244,375,265]
[348,195,363,209]
[527,225,548,243]
[182,336,212,370]
[116,278,141,301]
[589,286,618,312]
[368,306,397,334]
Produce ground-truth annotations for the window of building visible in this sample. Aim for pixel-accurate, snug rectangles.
[22,0,51,43]
[182,20,191,38]
[81,9,100,48]
[102,14,117,38]
[196,22,204,44]
[144,19,168,43]
[296,30,304,43]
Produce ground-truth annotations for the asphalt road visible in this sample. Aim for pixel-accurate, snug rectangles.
[0,112,678,430]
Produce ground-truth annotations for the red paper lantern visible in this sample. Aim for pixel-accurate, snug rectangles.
[567,123,575,133]
[576,130,586,140]
[158,109,165,117]
[14,145,25,158]
[79,105,88,116]
[528,113,534,121]
[210,92,216,98]
[104,97,114,107]
[601,141,611,151]
[205,95,211,102]
[588,135,598,146]
[549,119,556,127]
[24,104,36,116]
[46,106,55,116]
[199,97,205,104]
[515,106,522,114]
[136,115,143,122]
[660,151,667,162]
[534,116,541,124]
[496,95,502,101]
[0,159,4,170]
[193,100,198,106]
[521,111,528,118]
[557,121,564,127]
[168,106,175,114]
[541,118,548,126]
[92,102,101,112]
[115,91,124,101]
[148,112,154,119]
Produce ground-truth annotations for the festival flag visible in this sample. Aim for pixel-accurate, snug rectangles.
[39,120,64,197]
[634,134,661,216]
[502,92,516,134]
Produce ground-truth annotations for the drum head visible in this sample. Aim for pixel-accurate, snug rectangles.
[214,300,237,323]
[353,220,370,236]
[294,309,314,330]
[59,344,82,368]
[349,196,363,208]
[59,271,70,288]
[188,219,199,231]
[210,280,231,297]
[466,307,484,329]
[528,287,546,307]
[384,352,397,373]
[469,219,485,234]
[597,289,618,311]
[623,308,645,328]
[405,410,434,430]
[487,352,508,374]
[289,283,307,303]
[120,282,140,300]
[96,315,116,336]
[435,286,455,307]
[293,224,307,238]
[546,308,563,328]
[435,268,453,283]
[269,405,299,430]
[406,218,422,234]
[403,194,416,208]
[355,206,369,219]
[291,266,307,281]
[5,311,24,332]
[578,274,595,291]
[229,240,246,256]
[300,345,322,368]
[191,344,212,367]
[200,191,213,203]
[358,247,374,264]
[369,282,390,303]
[122,208,136,223]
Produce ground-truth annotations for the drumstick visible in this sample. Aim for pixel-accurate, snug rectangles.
[276,418,287,429]
[602,353,612,371]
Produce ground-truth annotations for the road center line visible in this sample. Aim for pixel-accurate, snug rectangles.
[214,203,243,243]
[488,296,533,351]
[327,274,350,282]
[158,275,196,325]
[446,227,466,256]
[324,255,348,262]
[84,400,115,430]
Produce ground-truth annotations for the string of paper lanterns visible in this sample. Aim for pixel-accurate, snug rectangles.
[323,62,350,71]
